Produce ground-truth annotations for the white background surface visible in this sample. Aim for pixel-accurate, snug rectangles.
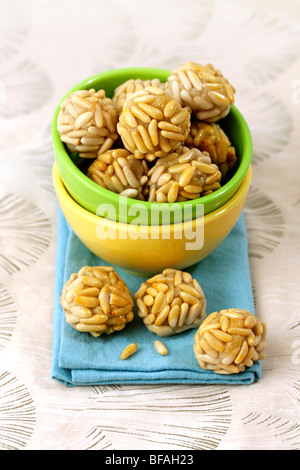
[0,0,299,450]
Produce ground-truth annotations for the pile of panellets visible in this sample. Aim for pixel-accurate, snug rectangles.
[60,266,267,375]
[57,61,238,204]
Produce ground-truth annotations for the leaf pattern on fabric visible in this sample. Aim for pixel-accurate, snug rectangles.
[0,371,36,450]
[0,0,30,65]
[0,0,298,451]
[0,59,52,119]
[0,193,52,275]
[241,412,300,450]
[236,90,293,163]
[245,186,284,259]
[185,4,300,88]
[81,385,233,450]
[20,124,55,195]
[0,283,17,350]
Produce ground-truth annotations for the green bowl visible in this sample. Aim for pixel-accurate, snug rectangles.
[52,67,252,225]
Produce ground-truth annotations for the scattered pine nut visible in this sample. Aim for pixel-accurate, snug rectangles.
[154,340,168,356]
[120,343,138,360]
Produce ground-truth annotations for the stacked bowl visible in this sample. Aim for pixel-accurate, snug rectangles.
[52,67,252,275]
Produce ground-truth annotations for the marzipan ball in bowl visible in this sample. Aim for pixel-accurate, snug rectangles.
[52,66,252,225]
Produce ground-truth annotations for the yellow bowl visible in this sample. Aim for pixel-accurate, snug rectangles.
[53,163,252,275]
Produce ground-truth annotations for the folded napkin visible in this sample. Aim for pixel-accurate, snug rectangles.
[51,208,260,386]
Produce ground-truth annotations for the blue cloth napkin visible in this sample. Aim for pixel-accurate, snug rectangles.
[51,208,260,386]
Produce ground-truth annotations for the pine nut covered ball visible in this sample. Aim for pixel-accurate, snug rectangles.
[194,309,267,374]
[60,266,134,337]
[57,88,119,159]
[144,146,222,203]
[112,78,165,113]
[87,148,149,199]
[134,269,206,337]
[185,121,237,182]
[117,86,191,161]
[166,61,235,122]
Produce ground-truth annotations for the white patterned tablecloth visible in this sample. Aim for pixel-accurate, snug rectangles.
[0,0,299,451]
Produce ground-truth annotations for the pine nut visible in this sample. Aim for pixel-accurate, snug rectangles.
[120,343,138,360]
[154,340,168,356]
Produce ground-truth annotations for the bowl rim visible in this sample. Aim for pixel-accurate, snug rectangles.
[51,67,253,213]
[53,162,252,235]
